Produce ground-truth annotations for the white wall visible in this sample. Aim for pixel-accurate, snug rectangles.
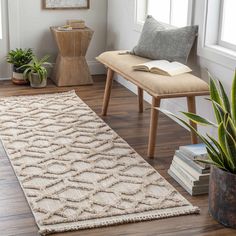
[107,0,235,137]
[8,0,107,75]
[0,0,10,78]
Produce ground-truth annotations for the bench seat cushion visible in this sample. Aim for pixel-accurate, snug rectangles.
[96,51,209,97]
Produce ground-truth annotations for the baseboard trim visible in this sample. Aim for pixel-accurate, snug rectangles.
[49,60,105,76]
[88,60,106,75]
[0,60,105,81]
[0,77,11,81]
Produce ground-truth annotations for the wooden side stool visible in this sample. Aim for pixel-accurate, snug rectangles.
[51,27,94,86]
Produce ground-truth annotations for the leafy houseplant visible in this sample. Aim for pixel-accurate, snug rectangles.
[7,48,33,85]
[20,55,51,88]
[159,71,236,228]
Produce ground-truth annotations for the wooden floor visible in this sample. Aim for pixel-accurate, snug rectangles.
[0,76,235,236]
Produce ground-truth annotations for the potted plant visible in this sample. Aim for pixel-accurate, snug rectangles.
[159,71,236,228]
[20,55,51,88]
[7,48,33,85]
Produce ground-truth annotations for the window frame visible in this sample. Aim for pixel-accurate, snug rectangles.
[197,0,236,71]
[134,0,194,31]
[218,0,236,51]
[147,0,194,26]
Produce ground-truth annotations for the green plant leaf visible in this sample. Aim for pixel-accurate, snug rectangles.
[225,115,236,141]
[209,73,221,104]
[219,80,231,114]
[23,67,33,80]
[6,48,34,68]
[218,122,228,154]
[19,55,49,83]
[218,122,236,171]
[207,98,226,122]
[209,74,222,124]
[231,71,236,125]
[206,134,231,169]
[181,112,217,127]
[205,147,226,169]
[224,127,236,170]
[43,62,53,68]
[198,153,228,171]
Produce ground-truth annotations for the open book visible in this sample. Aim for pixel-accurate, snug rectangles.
[133,60,192,76]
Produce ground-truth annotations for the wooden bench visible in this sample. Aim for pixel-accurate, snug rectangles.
[96,51,209,158]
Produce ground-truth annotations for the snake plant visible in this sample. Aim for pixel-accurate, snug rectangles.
[20,55,51,83]
[159,71,236,174]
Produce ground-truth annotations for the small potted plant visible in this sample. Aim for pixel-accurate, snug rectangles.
[7,48,33,85]
[20,55,51,88]
[159,71,236,228]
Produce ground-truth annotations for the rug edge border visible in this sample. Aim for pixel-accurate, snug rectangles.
[39,205,200,235]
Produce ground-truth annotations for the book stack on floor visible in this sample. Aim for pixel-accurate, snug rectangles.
[168,143,210,196]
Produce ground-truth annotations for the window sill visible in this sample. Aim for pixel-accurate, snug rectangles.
[208,45,236,58]
[198,44,236,71]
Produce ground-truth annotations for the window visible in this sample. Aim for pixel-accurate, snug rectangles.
[197,0,236,70]
[135,0,193,28]
[148,0,190,27]
[218,0,236,50]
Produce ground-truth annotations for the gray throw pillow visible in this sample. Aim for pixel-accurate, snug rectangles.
[132,16,198,63]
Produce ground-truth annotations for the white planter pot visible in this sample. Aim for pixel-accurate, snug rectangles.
[12,71,28,85]
[13,71,24,80]
[30,73,47,88]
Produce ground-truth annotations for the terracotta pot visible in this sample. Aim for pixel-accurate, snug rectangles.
[209,166,236,228]
[29,73,47,88]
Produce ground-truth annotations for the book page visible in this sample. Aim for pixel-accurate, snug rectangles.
[151,61,191,76]
[133,60,192,76]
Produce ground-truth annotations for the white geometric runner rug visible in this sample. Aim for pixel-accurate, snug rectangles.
[0,91,199,235]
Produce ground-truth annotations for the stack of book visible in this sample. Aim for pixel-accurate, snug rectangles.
[168,143,210,196]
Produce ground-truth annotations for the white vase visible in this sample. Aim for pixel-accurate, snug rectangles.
[13,71,24,80]
[30,73,47,88]
[12,68,28,85]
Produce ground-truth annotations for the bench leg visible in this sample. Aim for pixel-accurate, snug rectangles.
[102,68,114,116]
[138,87,144,113]
[148,97,161,158]
[187,96,198,144]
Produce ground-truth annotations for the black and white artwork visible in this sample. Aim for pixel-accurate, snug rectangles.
[43,0,90,9]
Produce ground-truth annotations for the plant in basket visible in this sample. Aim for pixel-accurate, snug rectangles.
[7,48,34,85]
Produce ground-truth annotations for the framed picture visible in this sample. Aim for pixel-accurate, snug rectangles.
[43,0,90,9]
